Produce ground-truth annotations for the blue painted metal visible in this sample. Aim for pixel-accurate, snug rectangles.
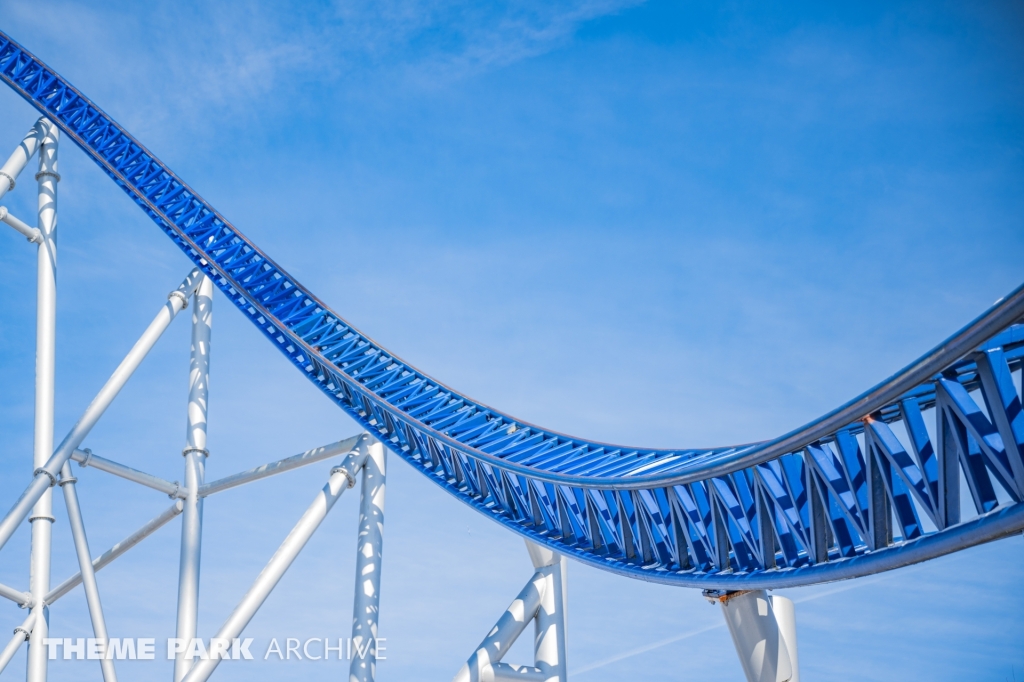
[3,30,1023,589]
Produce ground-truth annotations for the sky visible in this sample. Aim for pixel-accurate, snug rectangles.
[0,0,1023,680]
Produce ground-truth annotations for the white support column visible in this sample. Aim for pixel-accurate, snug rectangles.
[710,590,798,682]
[350,439,386,682]
[26,118,58,682]
[453,541,567,682]
[174,275,213,682]
[59,463,117,682]
[527,542,567,682]
[771,596,799,682]
[179,452,367,682]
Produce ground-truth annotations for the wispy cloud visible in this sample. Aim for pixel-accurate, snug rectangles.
[4,0,641,135]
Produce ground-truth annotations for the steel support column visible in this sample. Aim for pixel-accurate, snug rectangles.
[527,542,567,682]
[350,439,386,682]
[174,275,213,682]
[710,590,798,682]
[26,118,57,682]
[453,541,567,682]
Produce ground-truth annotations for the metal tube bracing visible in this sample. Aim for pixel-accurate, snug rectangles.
[350,440,386,682]
[0,582,31,608]
[198,433,366,497]
[26,118,57,682]
[0,267,202,554]
[0,612,36,675]
[70,448,187,498]
[454,542,567,682]
[46,500,184,605]
[179,451,367,682]
[174,274,212,682]
[453,573,546,682]
[0,206,41,242]
[59,463,118,682]
[3,30,1024,589]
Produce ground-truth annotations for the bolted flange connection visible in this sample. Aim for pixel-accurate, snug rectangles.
[330,465,358,489]
[168,290,189,309]
[33,468,56,488]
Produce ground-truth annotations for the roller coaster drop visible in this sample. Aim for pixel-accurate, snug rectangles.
[0,29,1022,682]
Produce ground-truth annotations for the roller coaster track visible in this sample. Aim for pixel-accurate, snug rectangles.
[3,30,1024,590]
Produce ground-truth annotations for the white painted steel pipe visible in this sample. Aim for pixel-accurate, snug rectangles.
[452,571,546,682]
[71,448,186,498]
[0,582,31,607]
[528,542,567,682]
[199,433,367,497]
[46,500,184,605]
[0,268,202,553]
[718,590,795,682]
[179,452,367,682]
[350,440,386,682]
[26,119,58,682]
[60,463,118,682]
[174,275,213,682]
[0,206,41,242]
[771,596,799,682]
[0,612,35,675]
[0,116,46,201]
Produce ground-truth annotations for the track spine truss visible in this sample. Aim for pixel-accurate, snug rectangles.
[3,29,1024,589]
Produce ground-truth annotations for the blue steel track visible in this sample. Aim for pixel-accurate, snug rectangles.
[3,30,1024,590]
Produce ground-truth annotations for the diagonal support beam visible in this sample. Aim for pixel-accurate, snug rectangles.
[59,463,117,682]
[453,541,567,682]
[0,612,36,675]
[0,268,203,553]
[46,500,184,605]
[198,433,367,497]
[179,449,369,682]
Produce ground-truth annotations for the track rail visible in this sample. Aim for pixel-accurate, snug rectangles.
[3,30,1023,588]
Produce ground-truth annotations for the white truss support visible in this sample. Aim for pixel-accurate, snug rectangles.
[198,433,367,497]
[350,439,387,682]
[0,612,36,675]
[0,267,203,553]
[0,116,47,202]
[174,274,213,682]
[47,500,184,605]
[26,118,58,682]
[453,540,568,682]
[59,463,118,682]
[71,448,187,498]
[179,450,368,682]
[711,590,799,682]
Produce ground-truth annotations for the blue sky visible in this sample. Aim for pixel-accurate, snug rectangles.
[1,1,1023,680]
